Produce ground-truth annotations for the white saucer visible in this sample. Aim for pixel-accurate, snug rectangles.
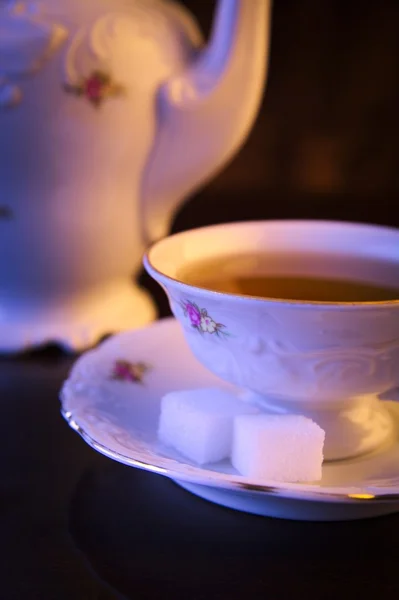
[61,318,399,521]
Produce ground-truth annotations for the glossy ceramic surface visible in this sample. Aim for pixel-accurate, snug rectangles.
[61,318,399,521]
[0,0,271,351]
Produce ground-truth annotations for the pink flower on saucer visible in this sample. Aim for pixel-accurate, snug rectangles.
[180,300,229,339]
[111,360,149,383]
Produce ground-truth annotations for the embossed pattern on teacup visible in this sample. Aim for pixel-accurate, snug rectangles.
[180,309,399,400]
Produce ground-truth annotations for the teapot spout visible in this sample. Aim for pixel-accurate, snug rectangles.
[141,0,272,242]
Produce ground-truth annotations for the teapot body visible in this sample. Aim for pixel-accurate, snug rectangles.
[0,0,200,351]
[0,0,272,352]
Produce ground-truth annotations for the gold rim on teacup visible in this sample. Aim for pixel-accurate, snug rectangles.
[144,220,399,307]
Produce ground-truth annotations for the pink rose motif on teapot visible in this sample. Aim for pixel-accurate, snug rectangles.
[64,69,124,107]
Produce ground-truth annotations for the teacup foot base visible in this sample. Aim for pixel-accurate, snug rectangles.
[0,281,157,354]
[174,480,399,521]
[243,391,395,462]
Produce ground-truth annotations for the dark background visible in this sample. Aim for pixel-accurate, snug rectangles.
[3,1,399,599]
[176,0,399,225]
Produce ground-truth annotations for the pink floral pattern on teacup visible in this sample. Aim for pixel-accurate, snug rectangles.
[180,300,229,338]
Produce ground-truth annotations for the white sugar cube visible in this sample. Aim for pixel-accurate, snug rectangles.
[232,415,325,483]
[158,388,259,465]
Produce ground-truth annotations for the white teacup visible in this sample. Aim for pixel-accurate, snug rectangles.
[144,220,399,460]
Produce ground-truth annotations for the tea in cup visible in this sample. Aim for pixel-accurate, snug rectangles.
[144,220,399,460]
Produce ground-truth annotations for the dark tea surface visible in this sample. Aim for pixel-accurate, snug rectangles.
[178,253,399,302]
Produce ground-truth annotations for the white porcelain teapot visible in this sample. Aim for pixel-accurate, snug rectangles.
[0,0,271,352]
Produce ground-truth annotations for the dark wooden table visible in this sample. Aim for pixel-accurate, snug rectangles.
[2,337,399,600]
[1,186,399,600]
